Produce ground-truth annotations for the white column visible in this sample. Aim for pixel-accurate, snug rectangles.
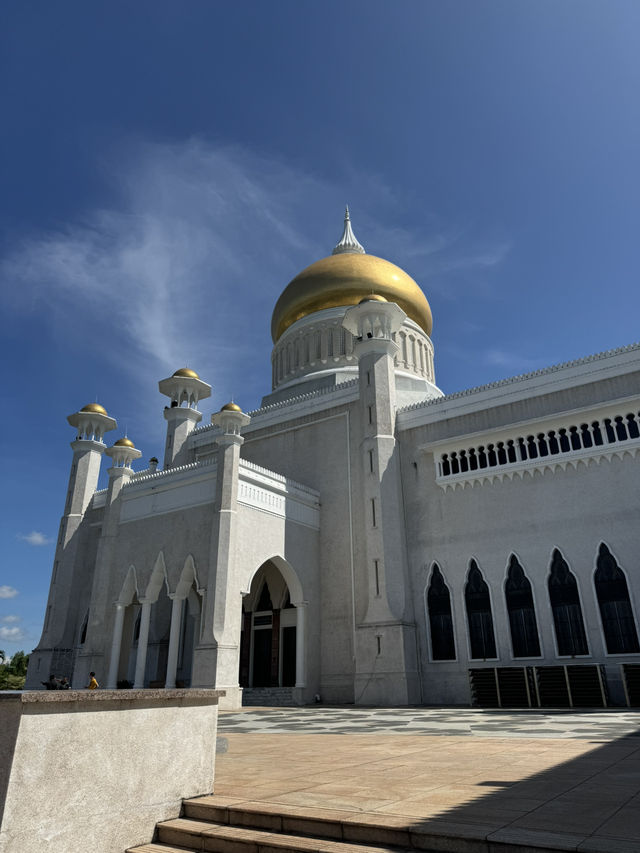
[106,603,126,689]
[133,600,152,689]
[295,602,307,688]
[165,595,184,689]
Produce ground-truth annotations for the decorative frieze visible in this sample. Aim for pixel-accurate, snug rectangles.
[432,404,640,489]
[238,460,320,529]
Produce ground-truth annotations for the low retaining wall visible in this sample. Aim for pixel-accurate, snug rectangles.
[0,688,224,853]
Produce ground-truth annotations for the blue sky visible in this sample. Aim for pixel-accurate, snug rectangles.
[1,1,639,658]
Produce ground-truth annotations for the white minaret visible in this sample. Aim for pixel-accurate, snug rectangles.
[158,368,212,468]
[26,403,117,688]
[343,296,420,705]
[74,434,143,687]
[193,401,250,708]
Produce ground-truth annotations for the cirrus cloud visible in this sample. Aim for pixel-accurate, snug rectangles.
[1,139,510,405]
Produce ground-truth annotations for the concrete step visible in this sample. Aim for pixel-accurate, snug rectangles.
[128,795,585,853]
[242,687,295,707]
[182,798,416,848]
[154,817,418,853]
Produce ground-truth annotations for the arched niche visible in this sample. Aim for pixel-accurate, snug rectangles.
[464,560,497,660]
[548,549,589,656]
[595,543,639,654]
[426,564,456,661]
[505,555,541,658]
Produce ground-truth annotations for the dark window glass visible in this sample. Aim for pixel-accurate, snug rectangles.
[80,611,89,645]
[256,582,273,612]
[548,550,589,655]
[427,565,456,660]
[465,561,497,659]
[595,544,640,654]
[505,556,541,657]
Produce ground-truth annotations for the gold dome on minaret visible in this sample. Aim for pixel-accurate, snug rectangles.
[114,437,135,448]
[173,367,200,379]
[270,208,433,342]
[81,403,108,416]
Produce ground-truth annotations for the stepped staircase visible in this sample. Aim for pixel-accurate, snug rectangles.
[242,686,295,706]
[127,795,477,853]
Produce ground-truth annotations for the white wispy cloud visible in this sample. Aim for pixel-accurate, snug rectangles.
[18,531,52,547]
[0,626,25,642]
[1,615,20,624]
[0,586,18,599]
[1,139,510,418]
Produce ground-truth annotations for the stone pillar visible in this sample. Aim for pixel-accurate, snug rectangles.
[133,600,152,688]
[295,603,306,688]
[106,603,126,689]
[192,404,250,709]
[165,595,184,689]
[270,609,281,686]
[239,609,251,687]
[343,299,420,705]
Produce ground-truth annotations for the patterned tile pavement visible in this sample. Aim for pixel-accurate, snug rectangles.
[219,705,640,739]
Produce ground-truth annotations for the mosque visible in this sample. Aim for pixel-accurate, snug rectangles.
[26,210,640,709]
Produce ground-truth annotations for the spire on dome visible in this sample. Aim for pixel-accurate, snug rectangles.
[332,205,365,255]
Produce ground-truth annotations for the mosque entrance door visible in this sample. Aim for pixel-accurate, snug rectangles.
[240,560,298,688]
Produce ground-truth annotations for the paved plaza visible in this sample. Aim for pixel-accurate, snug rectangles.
[214,706,640,852]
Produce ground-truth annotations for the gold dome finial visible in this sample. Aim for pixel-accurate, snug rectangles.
[81,403,108,416]
[173,367,200,379]
[114,437,135,449]
[333,205,365,256]
[221,401,242,413]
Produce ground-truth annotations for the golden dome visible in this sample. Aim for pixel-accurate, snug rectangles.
[173,367,199,379]
[114,437,135,448]
[221,402,242,412]
[81,403,108,416]
[271,253,432,342]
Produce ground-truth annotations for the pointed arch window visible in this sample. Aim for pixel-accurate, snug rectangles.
[595,544,640,654]
[505,556,541,657]
[465,561,497,659]
[257,582,273,612]
[427,565,456,660]
[548,550,589,656]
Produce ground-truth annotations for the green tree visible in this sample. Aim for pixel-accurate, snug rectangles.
[9,651,28,677]
[0,650,29,690]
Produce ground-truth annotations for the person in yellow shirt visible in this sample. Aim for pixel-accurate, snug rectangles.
[87,672,99,689]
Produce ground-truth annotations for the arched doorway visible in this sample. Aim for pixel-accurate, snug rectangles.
[239,559,303,689]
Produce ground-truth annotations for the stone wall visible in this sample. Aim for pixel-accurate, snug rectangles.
[0,688,223,853]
